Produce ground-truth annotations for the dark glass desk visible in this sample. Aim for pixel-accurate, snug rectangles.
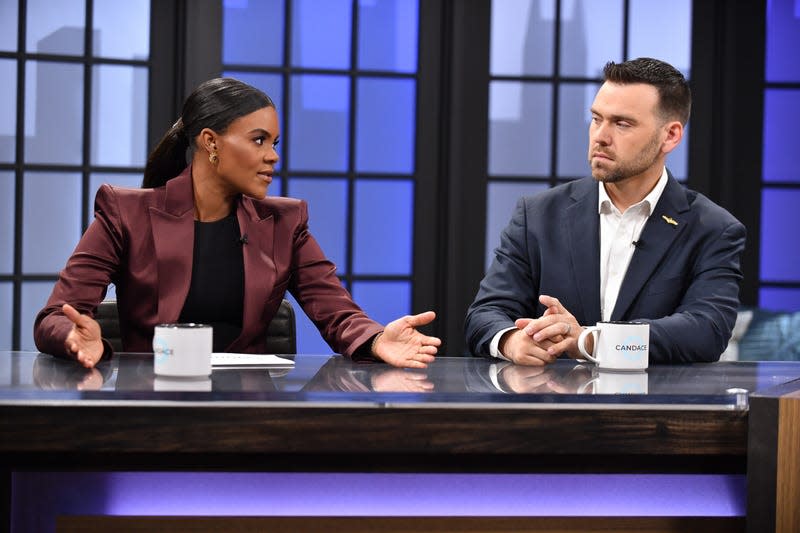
[2,352,799,532]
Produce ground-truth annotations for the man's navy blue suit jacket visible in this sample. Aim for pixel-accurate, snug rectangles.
[465,173,746,363]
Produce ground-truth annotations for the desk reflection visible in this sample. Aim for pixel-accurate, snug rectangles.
[33,354,113,391]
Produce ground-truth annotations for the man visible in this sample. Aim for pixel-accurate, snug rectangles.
[465,57,745,365]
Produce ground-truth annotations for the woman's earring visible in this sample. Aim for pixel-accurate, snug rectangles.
[209,151,219,165]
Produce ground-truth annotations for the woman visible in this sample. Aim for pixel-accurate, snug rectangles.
[34,78,440,369]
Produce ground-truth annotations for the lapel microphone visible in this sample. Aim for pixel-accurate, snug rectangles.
[238,234,249,245]
[632,240,643,249]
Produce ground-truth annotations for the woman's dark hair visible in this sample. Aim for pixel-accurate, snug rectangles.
[143,77,275,188]
[602,57,691,126]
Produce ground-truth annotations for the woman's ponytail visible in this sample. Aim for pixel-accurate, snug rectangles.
[142,118,190,188]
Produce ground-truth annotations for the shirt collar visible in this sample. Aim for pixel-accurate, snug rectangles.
[597,167,669,216]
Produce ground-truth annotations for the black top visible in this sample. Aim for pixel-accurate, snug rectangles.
[179,214,245,351]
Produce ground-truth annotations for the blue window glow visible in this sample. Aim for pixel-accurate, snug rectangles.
[353,179,413,275]
[759,287,800,312]
[559,0,623,78]
[352,281,411,325]
[489,81,553,176]
[222,71,283,113]
[0,60,15,162]
[763,89,800,183]
[0,172,11,274]
[0,2,17,51]
[93,0,150,59]
[628,0,691,76]
[490,0,555,76]
[486,182,548,271]
[292,0,351,69]
[356,77,415,174]
[222,0,284,66]
[88,174,143,222]
[358,0,418,73]
[26,0,85,55]
[289,75,350,172]
[287,178,348,273]
[760,188,800,282]
[557,83,597,177]
[25,61,83,165]
[766,0,800,82]
[22,172,82,274]
[286,293,337,355]
[91,65,148,167]
[21,282,55,351]
[0,283,10,350]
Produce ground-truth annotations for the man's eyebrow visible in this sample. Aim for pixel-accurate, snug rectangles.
[590,108,638,124]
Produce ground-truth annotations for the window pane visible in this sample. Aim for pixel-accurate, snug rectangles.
[292,0,351,69]
[0,59,16,163]
[88,173,142,221]
[91,65,148,167]
[488,81,552,176]
[560,0,623,78]
[0,1,17,51]
[223,0,284,66]
[351,281,410,326]
[766,0,800,82]
[356,78,415,173]
[287,178,348,273]
[628,0,691,75]
[0,283,10,350]
[25,61,83,165]
[0,172,13,274]
[668,124,689,181]
[26,0,85,55]
[22,172,82,274]
[223,71,283,113]
[286,293,336,355]
[289,75,350,172]
[93,0,150,59]
[760,188,800,282]
[759,288,800,313]
[486,182,548,271]
[557,83,596,177]
[21,282,54,351]
[763,89,800,183]
[353,179,412,275]
[491,0,555,76]
[358,0,418,72]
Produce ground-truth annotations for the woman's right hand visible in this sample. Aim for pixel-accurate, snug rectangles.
[62,303,104,368]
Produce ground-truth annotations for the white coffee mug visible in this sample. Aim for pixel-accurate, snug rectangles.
[577,321,649,371]
[154,376,213,392]
[152,323,213,377]
[578,368,649,394]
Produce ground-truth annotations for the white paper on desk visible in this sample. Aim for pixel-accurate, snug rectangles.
[211,353,295,368]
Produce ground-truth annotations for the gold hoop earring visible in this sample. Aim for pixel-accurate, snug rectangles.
[209,152,219,165]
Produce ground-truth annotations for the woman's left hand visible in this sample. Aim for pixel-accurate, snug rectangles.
[372,311,441,368]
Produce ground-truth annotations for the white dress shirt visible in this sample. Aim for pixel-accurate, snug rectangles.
[489,168,669,359]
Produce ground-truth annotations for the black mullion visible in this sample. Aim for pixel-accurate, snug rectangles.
[761,182,800,189]
[81,0,93,231]
[622,0,630,60]
[760,281,800,289]
[344,0,359,292]
[764,82,800,89]
[279,0,292,199]
[12,0,28,350]
[491,74,603,84]
[549,0,561,188]
[224,62,415,79]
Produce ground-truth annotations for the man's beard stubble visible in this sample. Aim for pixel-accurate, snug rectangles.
[589,131,662,184]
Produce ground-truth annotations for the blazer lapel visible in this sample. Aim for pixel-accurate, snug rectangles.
[149,168,196,323]
[565,181,602,325]
[236,197,276,342]
[610,176,691,321]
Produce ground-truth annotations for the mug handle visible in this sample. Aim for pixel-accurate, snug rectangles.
[577,377,597,394]
[577,326,600,363]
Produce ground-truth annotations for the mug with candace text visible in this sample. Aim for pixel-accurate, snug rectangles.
[152,323,213,377]
[577,321,649,371]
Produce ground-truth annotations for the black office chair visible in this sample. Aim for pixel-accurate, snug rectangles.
[94,299,297,354]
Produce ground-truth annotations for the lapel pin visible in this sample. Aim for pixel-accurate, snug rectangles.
[662,215,678,226]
